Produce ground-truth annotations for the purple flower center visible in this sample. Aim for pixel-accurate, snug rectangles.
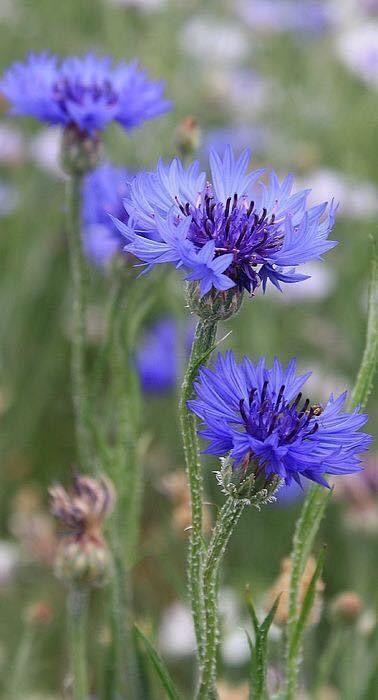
[177,189,284,292]
[239,381,321,451]
[53,78,118,110]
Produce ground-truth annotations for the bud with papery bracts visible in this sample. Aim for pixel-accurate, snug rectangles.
[215,455,283,509]
[175,116,201,159]
[61,124,102,176]
[186,282,244,322]
[331,591,364,624]
[49,473,115,587]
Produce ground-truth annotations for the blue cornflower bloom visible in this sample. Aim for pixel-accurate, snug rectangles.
[82,163,131,266]
[188,352,371,488]
[0,52,171,134]
[115,146,337,297]
[135,318,194,393]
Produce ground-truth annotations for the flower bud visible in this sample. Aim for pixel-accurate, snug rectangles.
[215,455,283,509]
[186,282,244,322]
[49,473,115,588]
[61,124,101,176]
[331,591,363,624]
[175,116,201,159]
[54,537,113,587]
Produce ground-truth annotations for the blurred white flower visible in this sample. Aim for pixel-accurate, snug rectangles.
[179,16,249,66]
[221,627,250,666]
[205,67,277,118]
[218,587,240,629]
[0,124,25,165]
[268,262,336,303]
[299,168,378,218]
[303,363,350,403]
[29,127,65,179]
[158,601,196,657]
[336,22,378,88]
[0,540,19,586]
[0,0,20,23]
[0,180,20,216]
[107,0,167,10]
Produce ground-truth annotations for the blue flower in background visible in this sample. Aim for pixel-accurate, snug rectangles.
[115,146,337,297]
[188,352,371,488]
[135,318,194,393]
[82,163,131,266]
[0,52,171,134]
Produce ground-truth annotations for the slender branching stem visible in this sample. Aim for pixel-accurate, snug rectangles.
[179,318,217,663]
[66,175,91,470]
[67,587,89,700]
[197,497,245,699]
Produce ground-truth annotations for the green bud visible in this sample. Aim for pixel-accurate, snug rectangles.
[61,124,102,176]
[215,455,283,509]
[186,282,244,322]
[54,538,113,588]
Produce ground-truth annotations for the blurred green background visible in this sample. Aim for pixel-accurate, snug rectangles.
[0,1,376,698]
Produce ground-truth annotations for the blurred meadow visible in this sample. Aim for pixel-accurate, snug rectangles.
[0,0,377,698]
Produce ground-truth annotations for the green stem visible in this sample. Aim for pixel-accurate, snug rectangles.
[7,627,35,699]
[179,318,217,663]
[67,587,89,700]
[66,175,91,470]
[197,497,245,700]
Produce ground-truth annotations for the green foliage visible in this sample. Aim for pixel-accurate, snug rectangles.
[134,625,181,700]
[246,588,281,700]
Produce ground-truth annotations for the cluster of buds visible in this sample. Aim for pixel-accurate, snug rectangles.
[49,473,115,588]
[186,282,244,322]
[264,555,325,627]
[215,455,283,509]
[60,124,101,176]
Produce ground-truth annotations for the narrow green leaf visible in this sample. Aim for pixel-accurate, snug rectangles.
[246,589,281,700]
[189,330,233,380]
[349,238,378,410]
[134,625,180,700]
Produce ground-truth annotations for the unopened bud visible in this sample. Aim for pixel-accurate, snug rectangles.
[54,538,113,587]
[175,116,201,159]
[216,455,283,509]
[49,473,115,588]
[61,124,101,176]
[331,591,363,624]
[186,282,244,322]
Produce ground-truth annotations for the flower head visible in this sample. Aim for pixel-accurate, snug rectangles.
[1,52,171,134]
[117,146,337,298]
[188,352,371,488]
[82,163,131,265]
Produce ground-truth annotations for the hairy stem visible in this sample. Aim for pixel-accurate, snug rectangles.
[197,497,245,699]
[179,318,217,663]
[66,175,91,470]
[67,587,89,700]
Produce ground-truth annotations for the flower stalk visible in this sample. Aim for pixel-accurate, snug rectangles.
[65,173,91,471]
[67,587,89,700]
[179,317,217,662]
[197,497,245,699]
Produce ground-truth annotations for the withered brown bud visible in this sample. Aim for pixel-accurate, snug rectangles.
[331,591,364,624]
[49,473,115,587]
[175,116,201,159]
